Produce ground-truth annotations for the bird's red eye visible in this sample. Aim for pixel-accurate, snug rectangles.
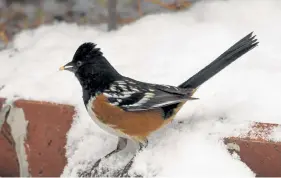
[77,61,82,67]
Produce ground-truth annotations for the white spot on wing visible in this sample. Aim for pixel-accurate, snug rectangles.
[118,84,128,91]
[131,88,139,92]
[151,99,184,108]
[125,79,136,84]
[103,92,112,97]
[116,80,126,85]
[110,85,116,91]
[124,92,155,107]
[129,86,139,91]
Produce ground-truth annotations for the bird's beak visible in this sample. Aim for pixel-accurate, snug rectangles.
[59,66,65,71]
[59,62,75,72]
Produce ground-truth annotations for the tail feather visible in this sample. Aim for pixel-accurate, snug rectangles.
[179,32,259,89]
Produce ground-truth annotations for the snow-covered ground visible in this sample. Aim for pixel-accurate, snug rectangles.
[1,0,281,177]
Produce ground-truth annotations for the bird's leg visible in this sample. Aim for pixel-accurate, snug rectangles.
[119,138,148,177]
[90,137,127,175]
[139,139,149,151]
[105,137,127,159]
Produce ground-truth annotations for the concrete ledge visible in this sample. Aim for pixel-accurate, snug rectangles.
[1,97,281,177]
[0,97,75,177]
[0,98,19,177]
[224,122,281,177]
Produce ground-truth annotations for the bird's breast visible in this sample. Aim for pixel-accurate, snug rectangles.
[87,94,175,140]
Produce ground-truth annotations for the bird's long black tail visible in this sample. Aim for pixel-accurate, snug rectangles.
[178,32,258,89]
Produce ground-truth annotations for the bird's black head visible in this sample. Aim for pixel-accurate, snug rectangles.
[60,42,122,93]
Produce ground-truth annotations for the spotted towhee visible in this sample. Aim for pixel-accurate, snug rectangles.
[60,32,258,176]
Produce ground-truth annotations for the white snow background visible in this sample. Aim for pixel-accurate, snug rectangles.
[1,0,281,177]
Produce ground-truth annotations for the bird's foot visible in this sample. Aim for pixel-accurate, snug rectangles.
[117,139,149,177]
[77,158,107,177]
[112,155,135,177]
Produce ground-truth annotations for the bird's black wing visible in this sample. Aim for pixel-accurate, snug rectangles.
[103,79,197,111]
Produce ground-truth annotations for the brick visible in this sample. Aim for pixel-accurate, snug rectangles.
[224,122,281,177]
[0,98,75,177]
[14,99,75,177]
[0,97,19,177]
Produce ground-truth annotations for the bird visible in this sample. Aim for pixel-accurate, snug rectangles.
[59,32,258,176]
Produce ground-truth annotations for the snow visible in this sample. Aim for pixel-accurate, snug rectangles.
[0,0,281,177]
[270,125,281,142]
